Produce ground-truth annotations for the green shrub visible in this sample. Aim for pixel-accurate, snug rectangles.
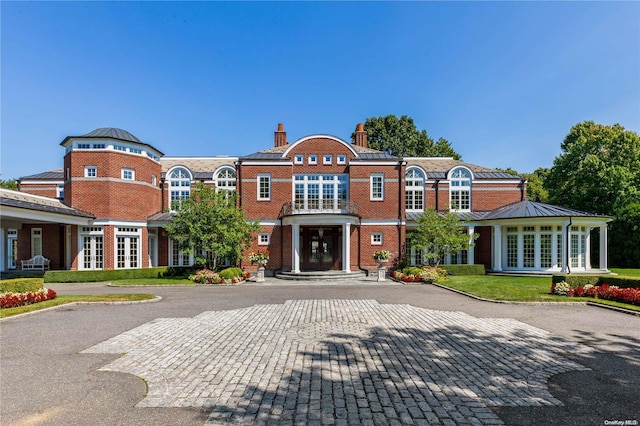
[552,274,639,289]
[219,267,244,279]
[401,266,424,276]
[44,267,172,283]
[0,278,44,293]
[441,264,485,276]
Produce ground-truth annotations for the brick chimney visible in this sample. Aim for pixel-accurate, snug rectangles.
[353,123,368,148]
[274,123,287,147]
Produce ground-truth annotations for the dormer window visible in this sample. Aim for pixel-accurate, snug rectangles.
[405,168,425,211]
[169,167,192,211]
[449,167,472,212]
[323,154,332,165]
[308,154,318,165]
[294,154,304,164]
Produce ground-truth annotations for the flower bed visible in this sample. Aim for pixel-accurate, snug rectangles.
[0,288,57,309]
[189,268,249,284]
[551,281,640,306]
[391,266,447,284]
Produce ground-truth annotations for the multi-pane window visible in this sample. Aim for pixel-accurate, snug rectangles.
[540,226,552,268]
[293,175,348,211]
[171,240,190,266]
[323,154,332,165]
[523,226,535,268]
[337,155,347,165]
[215,167,236,193]
[78,143,91,149]
[81,227,104,270]
[121,168,135,180]
[449,167,471,211]
[506,227,518,268]
[258,233,270,245]
[294,154,304,164]
[258,175,271,200]
[169,167,191,211]
[308,155,318,165]
[85,166,97,178]
[371,233,383,245]
[31,228,43,257]
[405,168,425,211]
[114,145,127,152]
[370,174,384,200]
[93,143,106,149]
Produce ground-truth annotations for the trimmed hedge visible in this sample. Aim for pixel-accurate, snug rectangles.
[44,267,175,283]
[219,267,244,279]
[552,274,640,289]
[0,278,44,293]
[441,264,486,276]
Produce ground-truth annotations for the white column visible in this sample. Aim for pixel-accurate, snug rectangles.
[0,228,5,272]
[599,224,608,271]
[342,223,351,273]
[492,225,502,272]
[562,220,570,273]
[585,228,592,270]
[467,225,475,265]
[66,225,72,270]
[292,223,300,273]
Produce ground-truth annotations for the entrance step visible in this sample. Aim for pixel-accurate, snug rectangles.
[275,270,368,281]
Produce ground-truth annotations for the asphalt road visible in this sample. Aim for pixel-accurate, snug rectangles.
[1,282,638,426]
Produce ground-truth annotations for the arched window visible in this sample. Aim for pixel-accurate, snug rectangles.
[449,167,471,212]
[169,167,191,211]
[405,168,425,211]
[215,167,236,193]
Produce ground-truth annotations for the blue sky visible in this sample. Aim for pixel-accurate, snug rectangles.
[2,1,639,180]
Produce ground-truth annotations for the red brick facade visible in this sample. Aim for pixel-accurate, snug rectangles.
[9,125,540,274]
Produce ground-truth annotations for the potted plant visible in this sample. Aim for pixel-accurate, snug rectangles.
[249,250,270,266]
[373,250,390,264]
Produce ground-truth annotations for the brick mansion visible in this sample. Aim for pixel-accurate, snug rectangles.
[0,124,611,275]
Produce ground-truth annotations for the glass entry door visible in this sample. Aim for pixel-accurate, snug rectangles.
[301,226,341,271]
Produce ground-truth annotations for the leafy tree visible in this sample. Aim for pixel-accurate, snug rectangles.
[353,115,461,159]
[409,208,478,266]
[545,121,640,267]
[164,183,260,269]
[496,167,549,202]
[0,179,17,190]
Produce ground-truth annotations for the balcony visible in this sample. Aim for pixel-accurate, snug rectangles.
[279,201,359,218]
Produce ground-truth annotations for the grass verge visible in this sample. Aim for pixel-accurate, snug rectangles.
[442,275,640,312]
[0,294,156,318]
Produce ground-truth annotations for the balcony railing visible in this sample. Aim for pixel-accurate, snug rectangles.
[279,201,359,218]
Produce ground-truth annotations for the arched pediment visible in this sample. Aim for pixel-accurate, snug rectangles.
[282,135,358,158]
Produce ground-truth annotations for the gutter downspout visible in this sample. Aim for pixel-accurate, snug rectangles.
[435,179,440,211]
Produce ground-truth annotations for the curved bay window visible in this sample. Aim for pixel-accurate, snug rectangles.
[449,167,471,212]
[169,167,191,211]
[405,168,425,211]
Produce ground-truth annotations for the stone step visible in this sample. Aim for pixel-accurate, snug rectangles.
[275,270,368,281]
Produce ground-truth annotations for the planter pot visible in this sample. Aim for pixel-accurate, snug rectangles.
[375,260,388,281]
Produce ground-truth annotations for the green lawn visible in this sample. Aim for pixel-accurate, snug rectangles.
[0,294,157,318]
[442,275,640,312]
[610,268,640,277]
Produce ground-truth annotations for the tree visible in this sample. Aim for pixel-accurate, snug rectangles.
[545,121,640,267]
[496,167,549,203]
[0,179,17,190]
[164,183,260,269]
[352,115,461,159]
[409,208,478,266]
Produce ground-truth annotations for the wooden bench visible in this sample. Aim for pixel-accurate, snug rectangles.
[21,255,51,271]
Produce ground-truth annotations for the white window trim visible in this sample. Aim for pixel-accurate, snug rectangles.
[323,154,332,165]
[308,154,318,165]
[258,233,270,245]
[31,228,43,257]
[121,168,135,180]
[294,154,304,164]
[337,155,347,165]
[371,232,383,245]
[370,174,384,201]
[257,174,271,201]
[84,166,97,178]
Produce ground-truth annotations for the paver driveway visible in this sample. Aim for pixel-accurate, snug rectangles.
[1,282,639,426]
[83,299,591,425]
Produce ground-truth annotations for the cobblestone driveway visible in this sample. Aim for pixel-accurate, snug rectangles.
[84,300,592,425]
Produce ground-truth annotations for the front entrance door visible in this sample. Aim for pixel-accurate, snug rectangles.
[301,226,341,271]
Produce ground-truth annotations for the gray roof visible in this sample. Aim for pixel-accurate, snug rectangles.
[405,158,520,179]
[0,189,94,219]
[481,200,609,220]
[60,127,164,156]
[19,169,64,181]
